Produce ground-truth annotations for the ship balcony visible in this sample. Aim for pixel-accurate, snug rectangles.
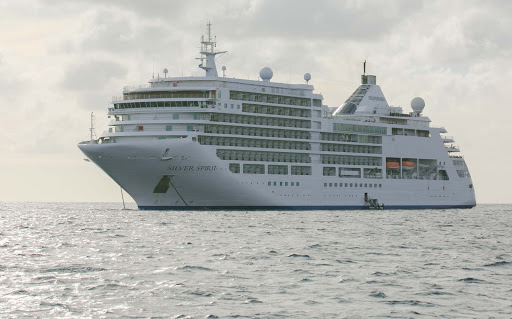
[441,136,454,143]
[430,125,447,133]
[445,144,460,152]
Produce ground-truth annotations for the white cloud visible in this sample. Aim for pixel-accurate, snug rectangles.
[62,59,126,91]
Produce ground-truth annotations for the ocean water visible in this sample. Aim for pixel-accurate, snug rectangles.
[0,203,511,318]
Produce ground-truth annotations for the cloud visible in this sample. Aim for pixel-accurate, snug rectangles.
[62,59,127,91]
[74,8,179,53]
[240,0,423,40]
[1,0,512,203]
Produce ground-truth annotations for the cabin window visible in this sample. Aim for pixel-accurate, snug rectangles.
[229,163,240,173]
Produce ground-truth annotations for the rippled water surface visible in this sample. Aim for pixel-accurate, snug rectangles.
[0,202,511,318]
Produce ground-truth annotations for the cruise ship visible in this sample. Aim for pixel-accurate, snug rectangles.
[78,23,476,210]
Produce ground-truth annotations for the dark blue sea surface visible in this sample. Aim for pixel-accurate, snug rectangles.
[0,202,511,318]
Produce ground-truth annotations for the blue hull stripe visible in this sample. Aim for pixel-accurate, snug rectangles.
[138,205,475,211]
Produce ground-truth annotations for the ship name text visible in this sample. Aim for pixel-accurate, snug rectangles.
[167,165,217,172]
[368,96,385,102]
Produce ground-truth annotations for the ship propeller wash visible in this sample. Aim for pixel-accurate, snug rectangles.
[78,22,476,210]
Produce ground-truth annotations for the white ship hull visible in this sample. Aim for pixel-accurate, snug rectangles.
[79,137,476,210]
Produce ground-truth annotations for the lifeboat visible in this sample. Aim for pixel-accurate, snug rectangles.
[402,161,415,167]
[386,162,399,168]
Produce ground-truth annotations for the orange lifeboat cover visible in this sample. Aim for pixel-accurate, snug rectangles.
[386,162,400,168]
[402,161,415,167]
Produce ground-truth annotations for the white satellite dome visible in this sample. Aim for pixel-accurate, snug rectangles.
[260,67,273,81]
[411,97,425,113]
[304,73,311,82]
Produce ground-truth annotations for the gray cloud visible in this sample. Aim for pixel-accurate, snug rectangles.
[75,8,178,53]
[62,59,126,91]
[237,0,423,40]
[2,0,512,203]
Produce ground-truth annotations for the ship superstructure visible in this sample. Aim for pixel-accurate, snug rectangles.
[78,23,476,209]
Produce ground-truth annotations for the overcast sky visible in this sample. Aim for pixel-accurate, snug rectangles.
[1,0,510,204]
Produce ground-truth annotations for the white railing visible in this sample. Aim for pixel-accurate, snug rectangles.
[123,84,152,91]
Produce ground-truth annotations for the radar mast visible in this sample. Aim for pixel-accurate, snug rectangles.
[197,21,226,77]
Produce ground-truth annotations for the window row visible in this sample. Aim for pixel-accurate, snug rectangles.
[217,149,311,163]
[113,101,211,109]
[229,163,312,175]
[268,165,288,175]
[321,143,382,154]
[333,123,387,135]
[321,155,382,166]
[204,125,311,139]
[230,91,311,107]
[392,128,431,137]
[210,113,311,129]
[291,166,312,175]
[321,132,382,144]
[268,181,301,187]
[323,167,383,179]
[243,164,265,174]
[452,159,467,167]
[111,124,197,133]
[324,182,382,188]
[198,136,310,150]
[123,91,210,100]
[457,170,471,178]
[242,103,310,118]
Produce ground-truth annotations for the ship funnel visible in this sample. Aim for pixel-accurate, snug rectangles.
[361,74,376,84]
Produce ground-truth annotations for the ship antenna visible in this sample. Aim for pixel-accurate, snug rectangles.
[364,60,366,75]
[196,20,227,77]
[207,20,212,43]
